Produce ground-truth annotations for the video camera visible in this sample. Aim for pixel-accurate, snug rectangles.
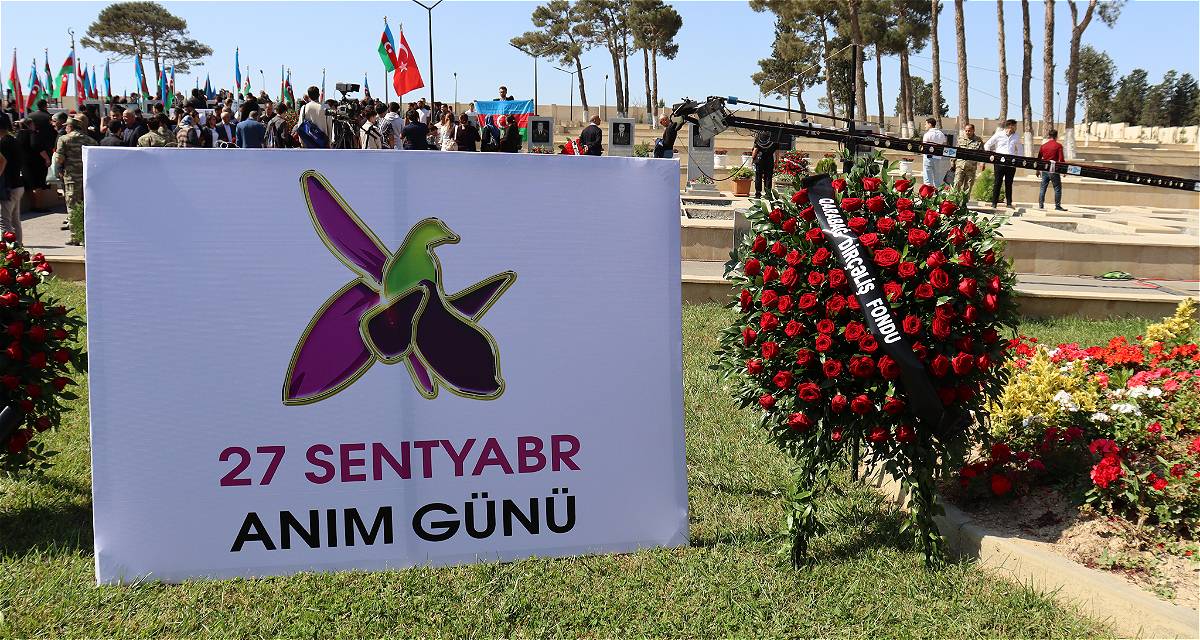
[334,82,362,121]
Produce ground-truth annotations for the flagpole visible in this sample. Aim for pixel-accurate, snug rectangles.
[69,28,78,110]
[384,17,389,103]
[397,22,405,105]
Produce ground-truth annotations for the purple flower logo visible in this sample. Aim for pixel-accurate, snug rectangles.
[283,171,516,405]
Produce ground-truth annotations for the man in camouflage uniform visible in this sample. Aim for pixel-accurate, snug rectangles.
[52,116,96,214]
[137,115,176,147]
[952,123,985,196]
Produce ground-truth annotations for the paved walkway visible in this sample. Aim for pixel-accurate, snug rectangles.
[21,202,83,259]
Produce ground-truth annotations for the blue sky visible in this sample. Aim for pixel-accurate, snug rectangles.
[2,0,1197,122]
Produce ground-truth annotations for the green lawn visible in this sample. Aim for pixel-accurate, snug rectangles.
[0,283,1122,638]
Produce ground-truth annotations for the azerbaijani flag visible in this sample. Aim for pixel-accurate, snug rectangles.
[79,65,88,99]
[57,49,74,98]
[243,66,250,96]
[104,60,111,99]
[475,99,536,140]
[8,50,24,117]
[284,69,294,105]
[27,62,44,112]
[206,73,214,100]
[235,48,241,94]
[363,73,371,101]
[378,23,398,72]
[91,64,99,99]
[135,56,150,98]
[45,51,54,98]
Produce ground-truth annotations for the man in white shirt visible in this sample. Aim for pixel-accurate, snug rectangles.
[417,99,431,125]
[379,102,404,149]
[984,119,1024,209]
[298,86,333,148]
[921,118,948,190]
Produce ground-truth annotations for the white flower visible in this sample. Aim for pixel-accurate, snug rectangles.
[1091,412,1111,423]
[1110,403,1142,415]
[1053,390,1073,403]
[1022,414,1045,428]
[1126,386,1162,399]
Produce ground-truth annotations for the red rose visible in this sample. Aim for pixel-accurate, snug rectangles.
[859,335,879,353]
[841,198,863,212]
[867,197,887,214]
[991,475,1012,495]
[773,370,793,389]
[932,317,952,340]
[760,312,779,331]
[0,269,10,285]
[763,266,779,283]
[814,334,833,351]
[768,208,784,224]
[805,228,824,244]
[915,284,935,300]
[949,227,967,245]
[797,383,822,402]
[777,296,794,313]
[798,293,818,310]
[851,395,873,415]
[791,189,809,204]
[825,296,846,316]
[918,184,937,198]
[808,271,825,287]
[6,322,23,339]
[831,427,845,442]
[762,341,780,359]
[982,329,998,344]
[935,303,956,320]
[851,356,876,377]
[952,352,974,375]
[816,319,835,334]
[896,425,916,442]
[876,217,895,232]
[923,209,940,228]
[976,354,992,370]
[988,276,1002,294]
[828,269,848,290]
[742,327,757,345]
[770,241,787,257]
[879,355,900,379]
[747,359,764,375]
[51,329,66,341]
[29,352,46,369]
[812,248,830,266]
[958,278,977,298]
[15,272,35,287]
[897,209,915,224]
[19,398,33,412]
[907,229,929,247]
[897,261,918,279]
[846,295,859,310]
[982,294,998,313]
[874,248,901,268]
[786,250,803,267]
[896,197,914,210]
[780,267,799,288]
[940,200,958,216]
[984,250,996,265]
[759,394,776,410]
[965,221,980,236]
[956,384,975,401]
[830,394,848,413]
[35,263,52,274]
[894,179,912,193]
[26,384,41,399]
[796,349,815,366]
[844,322,865,342]
[867,426,890,444]
[782,218,798,233]
[744,259,761,277]
[884,281,902,302]
[911,341,928,359]
[861,176,882,191]
[954,336,974,352]
[1,374,18,389]
[788,412,814,431]
[784,320,804,337]
[6,430,30,453]
[937,387,957,405]
[930,268,951,290]
[760,290,779,308]
[848,217,868,232]
[883,396,905,415]
[799,206,815,221]
[740,289,753,311]
[957,250,975,268]
[35,417,52,432]
[962,305,978,323]
[931,354,950,377]
[6,251,21,266]
[859,233,880,248]
[823,359,843,378]
[832,178,846,192]
[6,342,21,360]
[0,292,18,307]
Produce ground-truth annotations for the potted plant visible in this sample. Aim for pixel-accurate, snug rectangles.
[728,166,753,197]
[741,150,753,167]
[899,157,914,175]
[715,149,728,168]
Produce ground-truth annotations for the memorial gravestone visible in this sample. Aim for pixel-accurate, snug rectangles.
[606,118,636,157]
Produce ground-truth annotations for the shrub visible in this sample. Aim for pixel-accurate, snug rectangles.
[972,167,994,202]
[69,201,84,246]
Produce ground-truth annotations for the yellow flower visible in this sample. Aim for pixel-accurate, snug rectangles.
[1143,298,1198,347]
[987,346,1101,451]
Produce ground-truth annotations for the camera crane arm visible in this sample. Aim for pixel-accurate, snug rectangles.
[671,96,1200,193]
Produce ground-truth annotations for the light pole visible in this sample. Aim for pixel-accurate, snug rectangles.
[412,0,442,104]
[604,74,608,121]
[453,72,457,112]
[553,65,589,121]
[259,69,265,97]
[510,43,538,114]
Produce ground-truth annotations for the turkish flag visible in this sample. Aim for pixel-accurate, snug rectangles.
[392,30,424,96]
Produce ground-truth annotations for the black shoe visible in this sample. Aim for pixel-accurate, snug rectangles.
[1038,204,1044,209]
[60,225,70,231]
[1055,206,1067,211]
[65,240,81,246]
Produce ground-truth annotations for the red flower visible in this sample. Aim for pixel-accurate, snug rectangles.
[35,417,51,432]
[911,341,928,359]
[830,394,848,413]
[935,303,957,320]
[932,317,952,340]
[848,217,868,232]
[923,209,940,228]
[831,178,846,192]
[927,251,948,268]
[797,382,822,402]
[937,387,957,405]
[763,266,779,283]
[52,329,67,341]
[874,248,901,268]
[744,259,761,277]
[773,370,794,389]
[859,233,880,248]
[747,359,764,375]
[0,269,10,285]
[805,228,824,243]
[896,425,916,442]
[861,176,882,191]
[867,196,887,214]
[817,319,835,334]
[842,198,863,212]
[791,189,809,204]
[982,294,998,313]
[867,426,890,444]
[965,221,980,236]
[760,312,779,331]
[897,209,916,225]
[762,341,780,359]
[984,250,996,265]
[957,250,975,268]
[808,271,826,287]
[987,276,1002,294]
[859,335,879,353]
[814,334,833,351]
[825,296,846,316]
[991,475,1012,495]
[780,267,799,288]
[956,385,975,401]
[6,322,23,339]
[743,327,757,345]
[739,289,753,311]
[949,227,967,245]
[30,301,44,317]
[843,322,864,342]
[784,320,803,337]
[798,293,819,311]
[931,355,950,377]
[915,284,935,300]
[782,218,798,233]
[29,352,46,369]
[828,269,848,290]
[907,229,929,247]
[896,261,918,280]
[813,249,836,268]
[6,429,31,453]
[0,292,18,307]
[823,360,843,378]
[954,336,974,352]
[1,375,18,389]
[788,412,814,431]
[26,384,41,399]
[1090,456,1124,488]
[962,305,979,324]
[975,354,992,370]
[884,281,902,302]
[20,398,33,412]
[850,395,873,415]
[952,352,975,375]
[831,427,845,442]
[770,241,787,257]
[799,206,815,221]
[1152,477,1168,491]
[940,200,958,216]
[6,343,21,360]
[850,356,876,378]
[768,208,783,224]
[796,349,815,366]
[759,394,776,410]
[883,396,905,414]
[1170,464,1186,479]
[894,179,912,193]
[902,315,922,335]
[918,184,937,198]
[930,269,951,291]
[760,290,779,308]
[15,272,35,287]
[879,355,900,379]
[786,250,804,267]
[876,217,896,232]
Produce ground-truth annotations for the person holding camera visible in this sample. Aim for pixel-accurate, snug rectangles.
[298,86,333,148]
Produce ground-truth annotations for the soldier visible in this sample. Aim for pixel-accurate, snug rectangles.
[137,115,176,147]
[953,123,984,197]
[52,116,97,216]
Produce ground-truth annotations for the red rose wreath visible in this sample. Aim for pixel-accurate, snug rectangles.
[718,151,1019,565]
[0,235,87,475]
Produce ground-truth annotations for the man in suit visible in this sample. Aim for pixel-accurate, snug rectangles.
[26,99,56,212]
[579,115,603,156]
[236,111,266,148]
[495,86,515,101]
[120,109,149,147]
[215,110,238,146]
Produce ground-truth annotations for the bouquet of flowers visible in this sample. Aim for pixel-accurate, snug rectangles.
[718,150,1020,564]
[0,235,87,475]
[528,146,554,154]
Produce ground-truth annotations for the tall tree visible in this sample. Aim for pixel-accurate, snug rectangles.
[1139,70,1174,127]
[751,1,840,118]
[1042,0,1055,136]
[1167,73,1199,127]
[860,0,901,129]
[929,0,941,128]
[954,0,968,133]
[511,0,592,119]
[846,0,868,121]
[1062,0,1123,158]
[1076,45,1115,122]
[996,0,1007,123]
[578,0,630,116]
[891,0,933,136]
[751,19,821,115]
[1021,0,1034,153]
[630,0,681,124]
[81,1,212,78]
[894,75,947,118]
[818,35,856,117]
[1109,68,1148,124]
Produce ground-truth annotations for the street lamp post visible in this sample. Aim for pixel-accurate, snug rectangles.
[412,0,442,104]
[510,43,538,115]
[259,70,265,97]
[453,72,457,112]
[604,74,608,121]
[553,65,590,122]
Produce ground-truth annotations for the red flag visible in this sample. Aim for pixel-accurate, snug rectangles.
[392,29,424,96]
[8,51,23,116]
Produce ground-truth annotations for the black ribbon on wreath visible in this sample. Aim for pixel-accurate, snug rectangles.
[803,173,969,441]
[0,401,25,450]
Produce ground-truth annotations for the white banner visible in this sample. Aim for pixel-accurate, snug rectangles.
[84,148,687,584]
